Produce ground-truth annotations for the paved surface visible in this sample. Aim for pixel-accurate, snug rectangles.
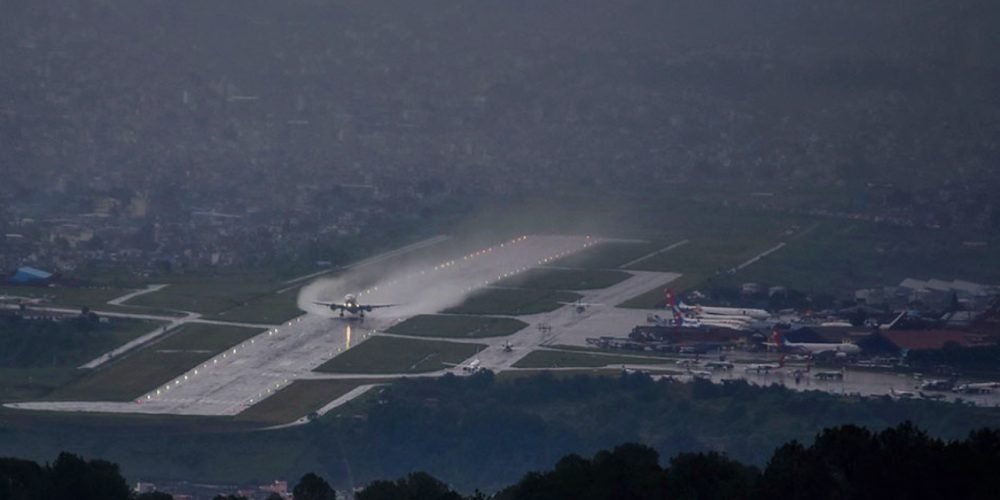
[107,284,168,305]
[658,364,1000,407]
[463,270,679,371]
[8,234,604,417]
[10,232,1000,422]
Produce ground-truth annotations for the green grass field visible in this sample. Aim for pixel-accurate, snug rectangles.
[625,238,768,274]
[617,273,699,309]
[512,350,676,369]
[314,336,486,374]
[205,288,304,324]
[497,268,632,290]
[236,378,389,425]
[547,241,663,269]
[52,323,263,402]
[0,367,80,403]
[0,318,162,402]
[386,314,528,339]
[126,281,279,315]
[0,318,158,368]
[715,221,1000,293]
[443,288,582,316]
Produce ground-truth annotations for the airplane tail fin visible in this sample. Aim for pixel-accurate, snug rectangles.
[665,289,677,309]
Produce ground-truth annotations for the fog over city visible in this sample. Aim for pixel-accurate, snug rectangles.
[2,1,1000,499]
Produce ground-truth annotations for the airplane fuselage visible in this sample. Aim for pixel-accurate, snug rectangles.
[332,294,375,316]
[782,342,861,355]
[682,304,770,320]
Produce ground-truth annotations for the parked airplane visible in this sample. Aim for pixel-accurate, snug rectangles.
[954,382,1000,394]
[666,289,770,319]
[647,312,751,331]
[314,294,395,318]
[769,329,861,356]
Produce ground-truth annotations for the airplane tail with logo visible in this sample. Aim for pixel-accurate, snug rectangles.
[665,289,677,310]
[771,327,785,348]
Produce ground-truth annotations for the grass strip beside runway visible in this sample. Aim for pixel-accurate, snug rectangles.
[496,268,631,290]
[444,288,581,316]
[51,324,263,402]
[236,378,390,425]
[314,336,486,374]
[512,350,673,369]
[547,241,662,269]
[386,315,528,339]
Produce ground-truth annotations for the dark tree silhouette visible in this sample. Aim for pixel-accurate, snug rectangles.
[293,472,336,500]
[664,452,757,500]
[136,492,174,500]
[357,471,463,500]
[49,452,130,500]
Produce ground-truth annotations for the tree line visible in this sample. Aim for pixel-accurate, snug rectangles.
[4,371,1000,492]
[3,422,998,499]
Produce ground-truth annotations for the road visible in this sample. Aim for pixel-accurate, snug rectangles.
[106,284,168,305]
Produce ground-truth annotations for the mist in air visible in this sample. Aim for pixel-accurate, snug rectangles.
[297,235,595,319]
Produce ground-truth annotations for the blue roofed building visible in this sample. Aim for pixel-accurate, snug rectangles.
[7,266,54,285]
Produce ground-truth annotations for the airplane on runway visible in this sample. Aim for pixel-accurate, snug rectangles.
[314,294,395,318]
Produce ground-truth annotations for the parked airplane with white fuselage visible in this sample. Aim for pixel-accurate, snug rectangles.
[769,329,861,356]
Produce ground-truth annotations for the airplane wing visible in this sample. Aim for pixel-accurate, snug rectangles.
[363,304,396,310]
[314,301,347,311]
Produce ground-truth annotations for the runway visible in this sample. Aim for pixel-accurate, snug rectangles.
[15,231,988,420]
[8,234,607,416]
